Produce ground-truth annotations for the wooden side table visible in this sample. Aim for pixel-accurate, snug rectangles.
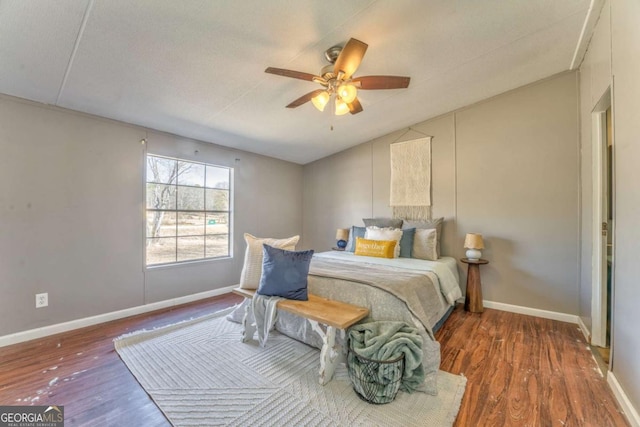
[461,258,489,313]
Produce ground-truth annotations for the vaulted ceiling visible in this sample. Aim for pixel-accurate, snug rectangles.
[0,0,592,164]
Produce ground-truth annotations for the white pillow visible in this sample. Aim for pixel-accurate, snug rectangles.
[239,233,300,289]
[365,226,402,258]
[413,228,438,261]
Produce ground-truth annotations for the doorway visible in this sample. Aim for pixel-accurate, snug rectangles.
[591,88,614,364]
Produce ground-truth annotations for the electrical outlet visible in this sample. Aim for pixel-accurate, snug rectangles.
[36,293,48,308]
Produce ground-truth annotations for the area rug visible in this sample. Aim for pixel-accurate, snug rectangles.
[114,307,466,427]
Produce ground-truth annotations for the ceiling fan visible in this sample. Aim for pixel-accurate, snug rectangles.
[265,38,410,116]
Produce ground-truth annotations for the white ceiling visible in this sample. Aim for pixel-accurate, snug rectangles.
[0,0,591,164]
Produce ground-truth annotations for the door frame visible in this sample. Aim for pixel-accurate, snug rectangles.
[591,87,612,348]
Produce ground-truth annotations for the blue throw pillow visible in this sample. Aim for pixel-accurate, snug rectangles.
[345,226,366,252]
[399,228,416,258]
[257,244,314,301]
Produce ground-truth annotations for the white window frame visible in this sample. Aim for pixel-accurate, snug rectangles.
[145,154,233,267]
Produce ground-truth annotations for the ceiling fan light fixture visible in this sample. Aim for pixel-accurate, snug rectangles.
[311,91,330,112]
[337,83,357,104]
[265,37,410,116]
[335,98,350,116]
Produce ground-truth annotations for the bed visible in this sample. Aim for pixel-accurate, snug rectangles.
[229,249,461,395]
[308,251,460,328]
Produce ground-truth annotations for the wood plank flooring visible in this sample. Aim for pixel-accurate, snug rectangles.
[435,308,628,426]
[0,294,240,426]
[0,295,630,426]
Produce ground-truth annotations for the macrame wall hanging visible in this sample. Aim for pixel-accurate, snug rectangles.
[390,134,432,221]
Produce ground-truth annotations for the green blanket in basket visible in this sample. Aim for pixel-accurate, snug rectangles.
[349,321,425,394]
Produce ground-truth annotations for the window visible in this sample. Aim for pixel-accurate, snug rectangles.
[145,154,232,266]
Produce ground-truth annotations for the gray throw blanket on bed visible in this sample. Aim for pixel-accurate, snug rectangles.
[309,257,440,339]
[349,321,425,394]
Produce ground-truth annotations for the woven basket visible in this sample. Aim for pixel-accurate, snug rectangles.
[347,342,405,404]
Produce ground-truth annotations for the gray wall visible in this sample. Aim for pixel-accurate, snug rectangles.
[303,72,580,314]
[579,0,640,412]
[0,95,302,336]
[610,0,640,409]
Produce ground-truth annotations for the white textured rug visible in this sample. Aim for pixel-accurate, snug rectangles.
[114,308,466,427]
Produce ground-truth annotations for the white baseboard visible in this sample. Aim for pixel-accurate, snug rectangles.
[0,285,238,348]
[483,300,579,324]
[608,372,640,427]
[577,316,592,343]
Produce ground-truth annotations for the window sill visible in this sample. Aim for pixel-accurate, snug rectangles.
[145,256,233,271]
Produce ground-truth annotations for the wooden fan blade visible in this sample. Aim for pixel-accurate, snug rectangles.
[352,75,411,89]
[333,38,368,79]
[286,89,326,108]
[348,97,363,115]
[265,67,318,82]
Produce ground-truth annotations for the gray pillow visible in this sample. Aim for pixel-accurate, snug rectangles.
[362,217,403,229]
[345,226,366,252]
[257,245,314,301]
[403,217,444,257]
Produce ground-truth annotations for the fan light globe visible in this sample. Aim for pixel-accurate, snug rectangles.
[335,98,350,115]
[311,91,330,112]
[337,83,357,104]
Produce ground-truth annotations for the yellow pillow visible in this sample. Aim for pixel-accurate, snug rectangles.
[354,237,396,259]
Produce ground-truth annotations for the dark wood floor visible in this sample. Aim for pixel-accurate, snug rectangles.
[0,295,629,426]
[436,308,628,427]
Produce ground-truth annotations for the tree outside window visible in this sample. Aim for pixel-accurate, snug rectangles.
[146,155,232,266]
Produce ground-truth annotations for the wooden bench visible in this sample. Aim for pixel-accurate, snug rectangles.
[232,288,369,385]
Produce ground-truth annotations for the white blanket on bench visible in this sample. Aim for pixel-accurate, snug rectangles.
[252,294,282,347]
